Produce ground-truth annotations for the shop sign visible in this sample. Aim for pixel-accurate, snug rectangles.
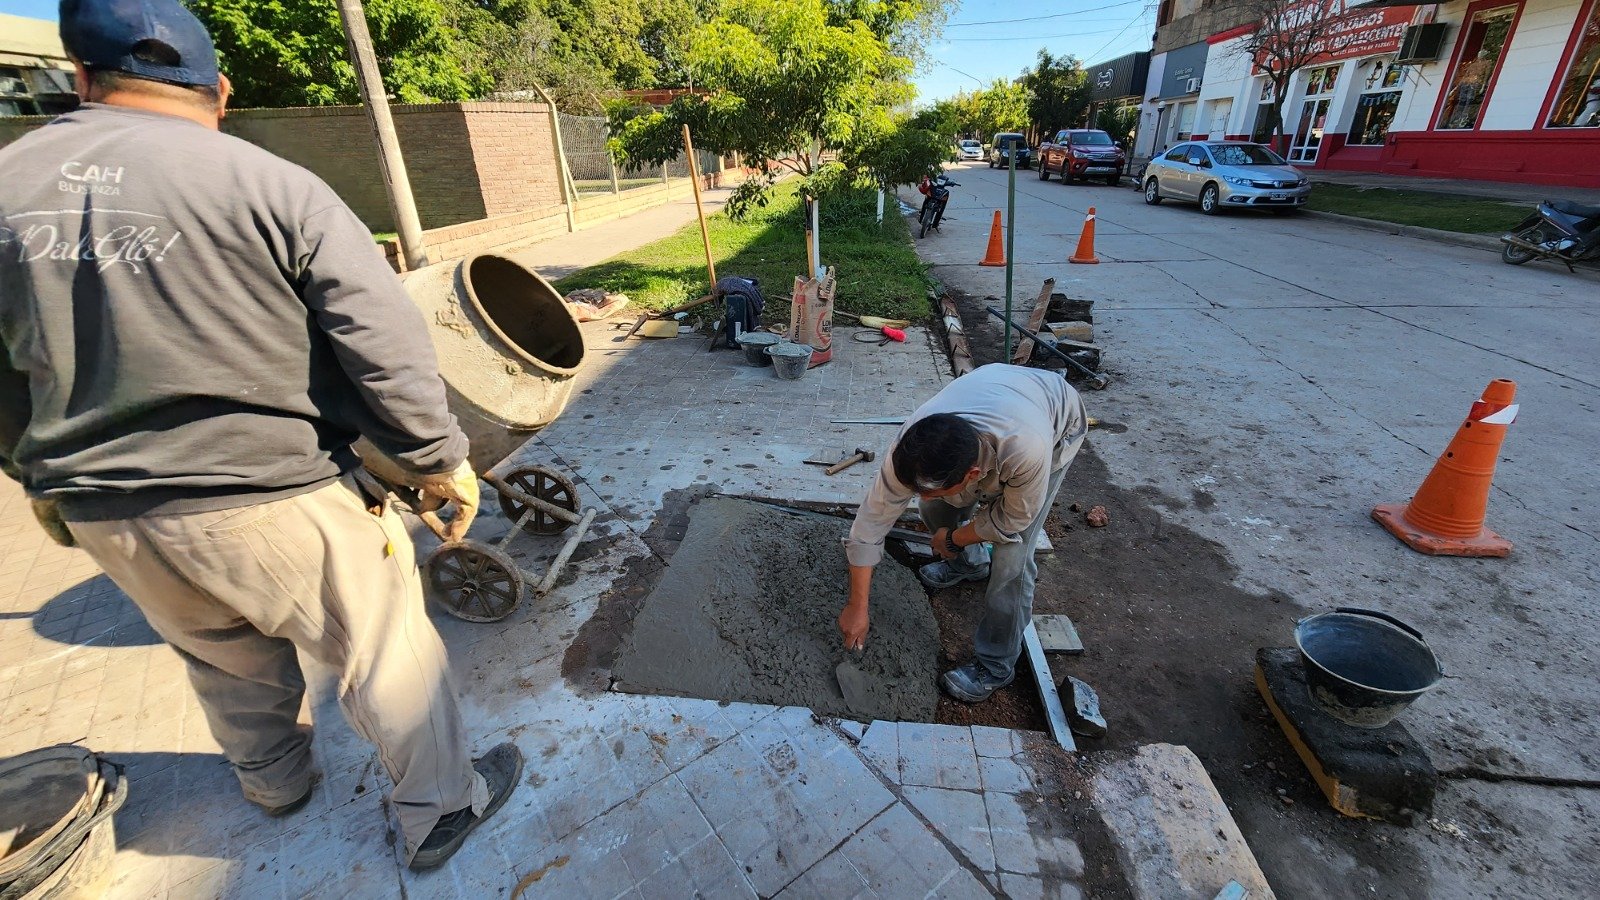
[1254,0,1419,67]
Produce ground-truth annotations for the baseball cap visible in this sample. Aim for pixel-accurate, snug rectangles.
[59,0,220,88]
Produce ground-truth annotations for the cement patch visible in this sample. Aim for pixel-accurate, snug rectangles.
[612,497,940,722]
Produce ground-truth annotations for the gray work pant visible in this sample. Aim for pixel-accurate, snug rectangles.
[919,450,1076,681]
[68,475,487,862]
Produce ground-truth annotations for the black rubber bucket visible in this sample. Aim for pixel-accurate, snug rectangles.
[1294,608,1443,729]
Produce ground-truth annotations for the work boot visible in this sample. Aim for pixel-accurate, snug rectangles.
[409,743,524,872]
[917,559,990,590]
[256,783,315,818]
[941,661,1014,703]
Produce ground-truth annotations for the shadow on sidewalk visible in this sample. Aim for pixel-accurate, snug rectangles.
[29,575,161,648]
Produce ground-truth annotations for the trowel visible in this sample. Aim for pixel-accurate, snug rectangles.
[835,655,879,717]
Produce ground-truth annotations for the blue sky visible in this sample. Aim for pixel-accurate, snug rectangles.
[913,0,1159,103]
[2,0,1160,106]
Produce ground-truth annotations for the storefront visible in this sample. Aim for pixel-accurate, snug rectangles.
[1084,51,1151,141]
[1150,41,1210,151]
[1330,0,1600,187]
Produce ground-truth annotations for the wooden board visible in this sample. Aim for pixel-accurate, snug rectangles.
[1011,278,1056,365]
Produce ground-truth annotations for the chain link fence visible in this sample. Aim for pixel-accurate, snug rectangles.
[559,113,708,196]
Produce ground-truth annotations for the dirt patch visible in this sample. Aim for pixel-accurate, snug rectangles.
[609,497,941,722]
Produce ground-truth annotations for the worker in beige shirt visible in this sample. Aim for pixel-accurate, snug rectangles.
[839,365,1087,702]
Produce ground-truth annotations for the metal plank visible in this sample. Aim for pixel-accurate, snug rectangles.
[1022,622,1076,751]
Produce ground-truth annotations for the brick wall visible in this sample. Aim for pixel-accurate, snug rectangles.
[0,101,564,232]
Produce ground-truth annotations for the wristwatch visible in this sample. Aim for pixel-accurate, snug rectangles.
[943,531,961,558]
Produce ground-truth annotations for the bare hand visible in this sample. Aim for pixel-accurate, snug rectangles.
[930,527,958,560]
[838,601,869,651]
[420,460,480,542]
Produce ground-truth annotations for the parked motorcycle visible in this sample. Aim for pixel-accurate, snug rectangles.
[1500,199,1600,270]
[917,174,958,238]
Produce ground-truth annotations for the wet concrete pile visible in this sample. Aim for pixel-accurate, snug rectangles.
[612,498,940,722]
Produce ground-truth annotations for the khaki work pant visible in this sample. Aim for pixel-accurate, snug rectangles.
[68,475,488,862]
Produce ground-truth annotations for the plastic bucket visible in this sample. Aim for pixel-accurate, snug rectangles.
[735,331,781,366]
[0,745,127,900]
[765,342,814,380]
[1295,608,1442,728]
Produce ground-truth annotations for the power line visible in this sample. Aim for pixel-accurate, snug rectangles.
[946,1,1148,27]
[1081,2,1159,62]
[946,27,1131,42]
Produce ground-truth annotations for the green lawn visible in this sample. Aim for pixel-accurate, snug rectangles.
[1307,184,1526,235]
[554,181,932,322]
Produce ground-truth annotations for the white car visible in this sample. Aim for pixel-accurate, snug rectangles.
[957,139,983,161]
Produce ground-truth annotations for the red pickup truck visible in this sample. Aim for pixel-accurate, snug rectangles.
[1037,128,1127,185]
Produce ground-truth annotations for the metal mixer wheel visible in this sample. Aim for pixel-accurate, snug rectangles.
[424,541,524,622]
[497,465,579,534]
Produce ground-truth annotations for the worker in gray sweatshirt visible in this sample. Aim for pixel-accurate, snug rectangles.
[840,365,1087,702]
[0,0,516,871]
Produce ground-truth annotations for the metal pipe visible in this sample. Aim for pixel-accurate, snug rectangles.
[1004,150,1016,361]
[985,306,1109,389]
[481,471,584,525]
[537,508,597,594]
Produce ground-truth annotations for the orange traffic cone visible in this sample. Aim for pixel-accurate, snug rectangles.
[979,211,1006,267]
[1372,379,1519,557]
[1069,207,1100,264]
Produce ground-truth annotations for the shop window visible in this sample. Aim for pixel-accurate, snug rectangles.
[1175,101,1196,140]
[1251,78,1276,143]
[1547,2,1600,127]
[1347,59,1406,145]
[1437,4,1518,130]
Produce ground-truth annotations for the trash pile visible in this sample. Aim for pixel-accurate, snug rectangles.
[562,287,632,322]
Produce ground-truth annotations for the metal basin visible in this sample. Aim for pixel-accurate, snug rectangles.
[1295,608,1442,729]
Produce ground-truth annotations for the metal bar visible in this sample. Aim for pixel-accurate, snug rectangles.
[481,472,584,525]
[497,506,539,552]
[1023,622,1077,751]
[537,508,597,595]
[1003,149,1016,361]
[985,306,1109,389]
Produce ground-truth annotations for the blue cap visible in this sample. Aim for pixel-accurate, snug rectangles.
[59,0,220,88]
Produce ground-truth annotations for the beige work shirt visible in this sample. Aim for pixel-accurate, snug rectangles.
[845,364,1087,568]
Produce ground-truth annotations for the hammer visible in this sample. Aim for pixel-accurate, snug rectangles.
[826,448,876,476]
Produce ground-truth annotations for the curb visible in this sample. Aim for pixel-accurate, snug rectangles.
[1299,209,1502,253]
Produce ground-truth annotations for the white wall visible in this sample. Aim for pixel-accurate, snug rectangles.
[1136,52,1170,157]
[1200,35,1257,135]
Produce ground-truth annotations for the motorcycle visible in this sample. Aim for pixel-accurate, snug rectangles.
[1500,199,1600,271]
[917,174,958,239]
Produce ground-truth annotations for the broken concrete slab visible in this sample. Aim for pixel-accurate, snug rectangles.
[1087,743,1276,900]
[612,497,940,722]
[1255,647,1437,826]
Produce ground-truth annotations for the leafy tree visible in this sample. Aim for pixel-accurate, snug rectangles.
[608,0,950,216]
[1234,0,1351,151]
[1021,49,1089,138]
[963,79,1030,139]
[1096,104,1139,148]
[187,0,484,108]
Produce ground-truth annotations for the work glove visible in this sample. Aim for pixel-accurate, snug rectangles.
[31,498,75,548]
[419,460,479,543]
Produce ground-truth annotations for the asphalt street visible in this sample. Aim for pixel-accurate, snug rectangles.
[906,160,1600,898]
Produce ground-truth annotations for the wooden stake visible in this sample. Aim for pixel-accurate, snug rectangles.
[682,125,716,290]
[1011,278,1056,365]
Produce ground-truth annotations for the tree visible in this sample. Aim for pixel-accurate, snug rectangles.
[608,0,951,215]
[1234,0,1352,151]
[1096,105,1139,148]
[1021,50,1089,139]
[188,0,485,108]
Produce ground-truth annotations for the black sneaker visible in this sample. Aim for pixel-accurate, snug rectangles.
[409,743,524,871]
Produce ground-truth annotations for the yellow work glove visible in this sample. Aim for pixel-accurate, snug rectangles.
[419,460,479,543]
[31,498,75,548]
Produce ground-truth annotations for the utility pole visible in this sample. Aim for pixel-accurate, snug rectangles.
[337,0,428,271]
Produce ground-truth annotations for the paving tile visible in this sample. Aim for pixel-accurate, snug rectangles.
[998,871,1084,900]
[896,723,981,791]
[900,786,997,873]
[835,802,989,898]
[773,851,870,899]
[970,725,1022,759]
[633,834,755,900]
[855,721,899,782]
[978,754,1040,794]
[985,793,1084,880]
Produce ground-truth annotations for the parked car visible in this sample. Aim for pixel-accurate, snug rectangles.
[1142,141,1310,215]
[988,132,1031,169]
[957,139,984,161]
[1037,128,1126,185]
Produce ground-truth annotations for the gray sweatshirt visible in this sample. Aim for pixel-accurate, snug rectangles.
[845,365,1087,568]
[0,104,465,520]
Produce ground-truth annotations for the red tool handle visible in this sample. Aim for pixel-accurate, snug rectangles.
[882,326,906,343]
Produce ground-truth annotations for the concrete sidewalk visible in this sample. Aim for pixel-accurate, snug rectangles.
[506,187,732,282]
[0,318,1276,897]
